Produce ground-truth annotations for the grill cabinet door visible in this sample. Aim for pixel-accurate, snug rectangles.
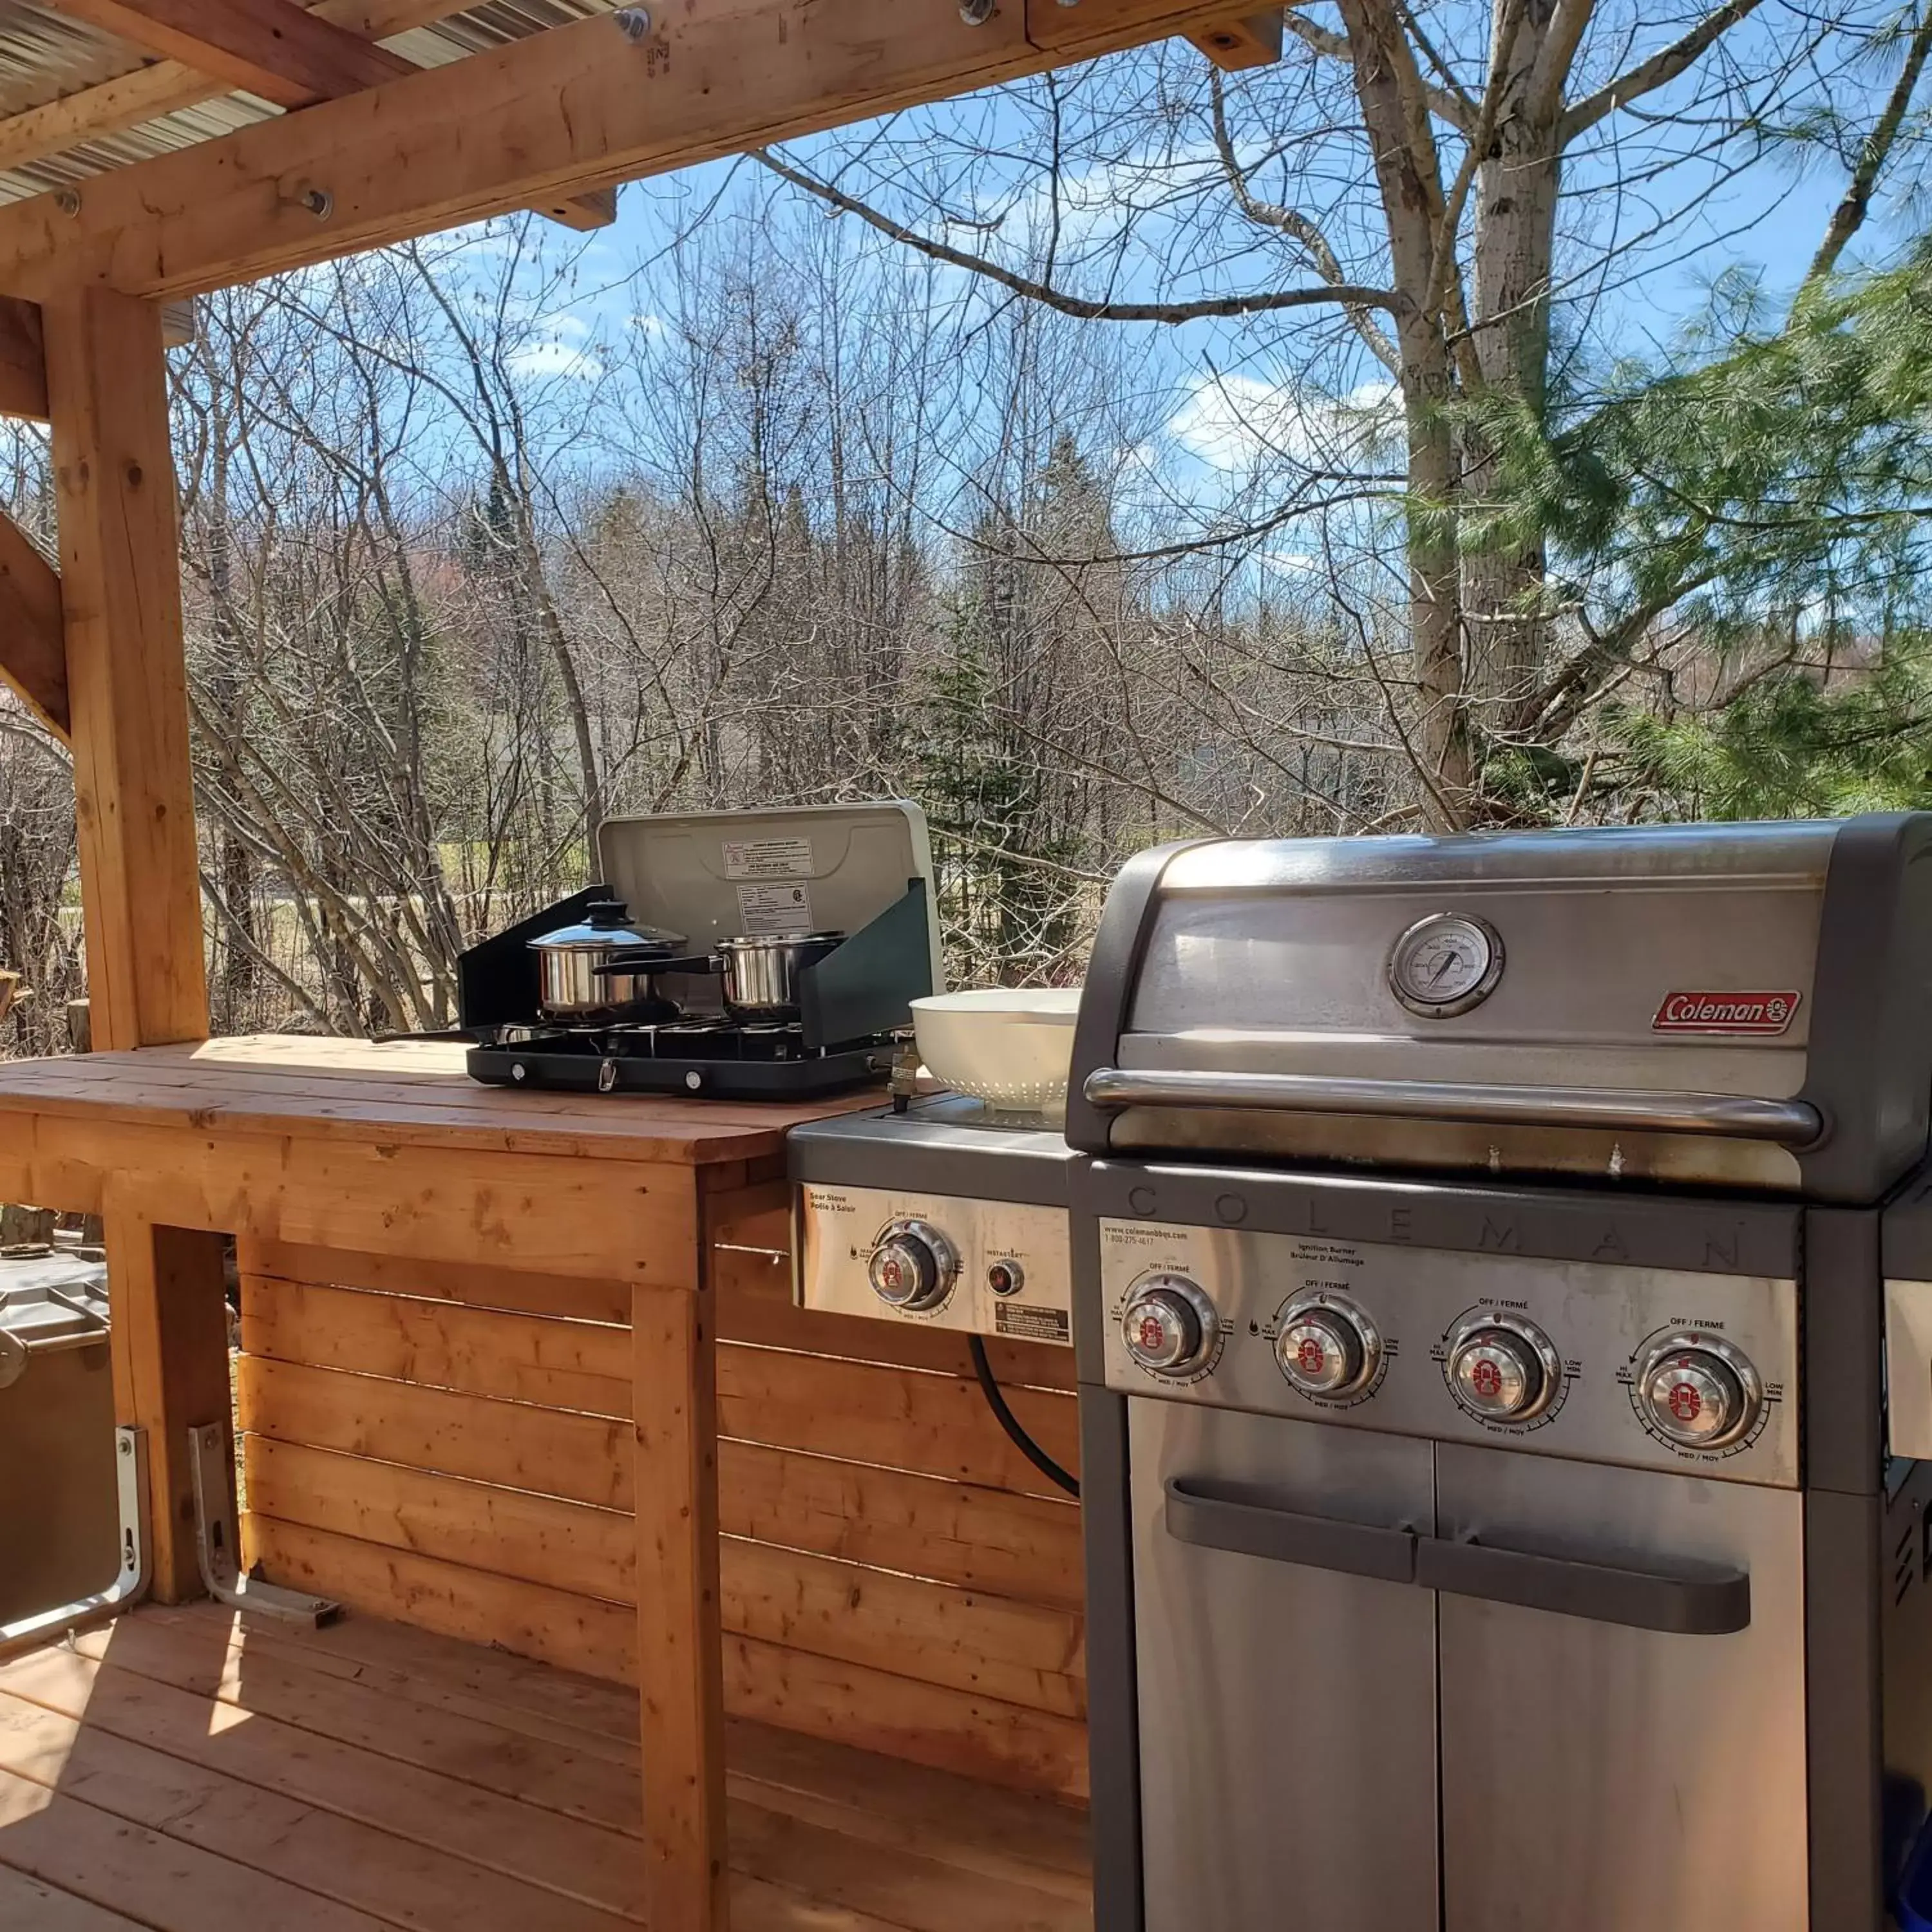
[1128,1400,1439,1931]
[1434,1444,1808,1931]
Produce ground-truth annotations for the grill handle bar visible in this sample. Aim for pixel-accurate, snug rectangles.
[1083,1068,1824,1149]
[1165,1480,1752,1636]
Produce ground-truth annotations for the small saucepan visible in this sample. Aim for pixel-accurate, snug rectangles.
[528,900,692,1023]
[711,932,847,1020]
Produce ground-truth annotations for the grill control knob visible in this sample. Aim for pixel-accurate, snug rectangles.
[1121,1274,1219,1378]
[1276,1297,1379,1401]
[1447,1317,1560,1424]
[1638,1334,1761,1450]
[867,1219,958,1312]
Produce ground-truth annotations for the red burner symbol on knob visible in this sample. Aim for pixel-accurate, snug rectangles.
[1138,1316,1166,1352]
[880,1260,902,1291]
[1472,1359,1503,1399]
[1669,1381,1702,1424]
[1296,1338,1327,1376]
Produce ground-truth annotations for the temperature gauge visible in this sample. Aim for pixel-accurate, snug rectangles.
[1388,913,1504,1017]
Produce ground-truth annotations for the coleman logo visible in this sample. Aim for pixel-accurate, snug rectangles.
[1652,990,1801,1036]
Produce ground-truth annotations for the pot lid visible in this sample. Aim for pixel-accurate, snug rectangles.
[528,900,686,954]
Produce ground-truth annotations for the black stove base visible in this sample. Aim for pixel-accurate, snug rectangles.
[467,1041,891,1101]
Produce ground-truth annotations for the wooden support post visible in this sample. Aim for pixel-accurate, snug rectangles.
[48,287,224,1605]
[632,1275,730,1932]
[102,1202,231,1603]
[46,285,209,1052]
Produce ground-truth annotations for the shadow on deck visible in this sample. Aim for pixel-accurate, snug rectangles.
[0,1604,1093,1930]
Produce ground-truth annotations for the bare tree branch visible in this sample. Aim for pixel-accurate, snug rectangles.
[1284,5,1473,129]
[1209,72,1403,369]
[1806,3,1932,287]
[1559,0,1770,141]
[752,147,1399,322]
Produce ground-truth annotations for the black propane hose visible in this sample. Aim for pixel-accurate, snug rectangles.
[969,1333,1079,1499]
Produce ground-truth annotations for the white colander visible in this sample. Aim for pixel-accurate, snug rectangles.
[911,987,1083,1117]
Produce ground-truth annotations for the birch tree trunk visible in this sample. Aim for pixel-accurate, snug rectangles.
[1461,0,1566,731]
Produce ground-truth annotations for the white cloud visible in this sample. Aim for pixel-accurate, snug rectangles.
[504,309,603,381]
[507,336,603,381]
[1169,374,1402,473]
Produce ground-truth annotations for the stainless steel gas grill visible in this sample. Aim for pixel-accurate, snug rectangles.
[1065,817,1932,1932]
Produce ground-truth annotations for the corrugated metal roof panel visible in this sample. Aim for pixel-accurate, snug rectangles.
[0,0,624,207]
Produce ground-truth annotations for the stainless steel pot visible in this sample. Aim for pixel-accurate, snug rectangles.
[528,901,688,1022]
[715,932,846,1019]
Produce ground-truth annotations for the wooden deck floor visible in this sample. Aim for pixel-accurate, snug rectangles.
[0,1604,1093,1932]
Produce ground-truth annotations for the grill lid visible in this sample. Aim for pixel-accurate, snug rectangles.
[1066,816,1932,1202]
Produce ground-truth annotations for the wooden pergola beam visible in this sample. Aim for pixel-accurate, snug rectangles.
[0,0,1276,302]
[0,511,68,741]
[48,0,415,111]
[0,0,475,176]
[1190,10,1287,67]
[16,0,612,231]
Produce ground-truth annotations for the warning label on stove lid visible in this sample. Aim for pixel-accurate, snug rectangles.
[735,881,815,935]
[723,837,814,880]
[996,1303,1072,1346]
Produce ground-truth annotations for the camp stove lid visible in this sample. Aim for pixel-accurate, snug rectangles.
[1066,815,1932,1203]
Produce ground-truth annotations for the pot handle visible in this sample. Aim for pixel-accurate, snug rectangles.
[591,952,722,978]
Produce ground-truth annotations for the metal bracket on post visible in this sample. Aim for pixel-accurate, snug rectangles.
[0,1423,151,1657]
[189,1423,339,1626]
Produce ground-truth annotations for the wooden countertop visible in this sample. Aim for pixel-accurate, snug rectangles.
[0,1034,882,1166]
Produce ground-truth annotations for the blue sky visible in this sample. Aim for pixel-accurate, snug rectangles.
[433,4,1924,552]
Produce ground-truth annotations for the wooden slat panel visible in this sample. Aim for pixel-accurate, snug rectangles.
[245,1418,1083,1609]
[723,1345,1079,1496]
[242,1274,632,1414]
[0,1764,388,1931]
[239,1343,1079,1505]
[0,1642,647,1917]
[1,1112,708,1279]
[243,1440,1086,1716]
[247,1434,633,1597]
[247,1520,1090,1799]
[723,1439,1083,1611]
[242,1237,634,1323]
[242,1240,1076,1391]
[249,1517,639,1685]
[236,1355,633,1507]
[0,1687,639,1932]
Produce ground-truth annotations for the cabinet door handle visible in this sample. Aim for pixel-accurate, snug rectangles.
[1416,1535,1751,1635]
[1164,1478,1417,1584]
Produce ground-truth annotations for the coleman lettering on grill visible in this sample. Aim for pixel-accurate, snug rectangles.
[1652,990,1801,1036]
